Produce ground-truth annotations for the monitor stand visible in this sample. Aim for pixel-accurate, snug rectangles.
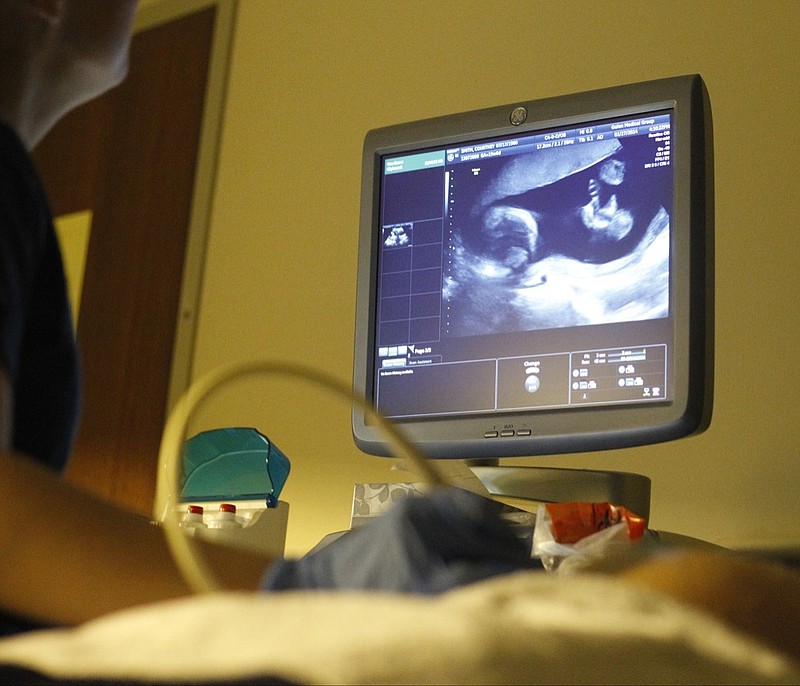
[468,463,651,520]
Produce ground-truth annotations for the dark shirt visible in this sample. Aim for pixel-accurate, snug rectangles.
[0,121,81,636]
[0,120,80,471]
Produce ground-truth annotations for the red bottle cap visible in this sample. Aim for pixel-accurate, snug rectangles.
[219,503,237,514]
[187,505,204,515]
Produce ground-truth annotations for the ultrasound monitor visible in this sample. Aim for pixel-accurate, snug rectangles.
[352,75,713,512]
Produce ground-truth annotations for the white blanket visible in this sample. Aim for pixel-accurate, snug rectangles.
[0,572,797,684]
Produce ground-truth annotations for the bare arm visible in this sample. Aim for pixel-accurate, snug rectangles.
[621,550,800,662]
[0,448,188,624]
[0,448,273,627]
[0,366,274,625]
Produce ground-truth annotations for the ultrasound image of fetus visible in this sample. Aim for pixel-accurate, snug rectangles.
[444,139,670,337]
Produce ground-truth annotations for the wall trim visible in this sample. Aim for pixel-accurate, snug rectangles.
[137,0,239,412]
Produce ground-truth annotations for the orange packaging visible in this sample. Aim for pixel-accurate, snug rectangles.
[544,502,646,544]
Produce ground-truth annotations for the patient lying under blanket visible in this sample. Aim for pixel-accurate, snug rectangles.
[0,488,799,684]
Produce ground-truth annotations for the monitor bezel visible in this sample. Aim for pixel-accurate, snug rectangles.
[352,74,713,459]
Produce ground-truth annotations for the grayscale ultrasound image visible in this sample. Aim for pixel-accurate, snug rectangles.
[444,138,670,337]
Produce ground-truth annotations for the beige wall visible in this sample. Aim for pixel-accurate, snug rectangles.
[189,0,800,555]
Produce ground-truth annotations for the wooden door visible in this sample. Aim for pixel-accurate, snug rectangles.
[31,6,218,515]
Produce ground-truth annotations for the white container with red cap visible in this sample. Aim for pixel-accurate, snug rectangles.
[207,503,243,529]
[180,504,207,529]
[170,499,289,558]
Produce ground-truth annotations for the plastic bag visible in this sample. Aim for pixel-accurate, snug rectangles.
[533,502,648,573]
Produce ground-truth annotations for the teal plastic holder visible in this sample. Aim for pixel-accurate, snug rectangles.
[180,427,290,507]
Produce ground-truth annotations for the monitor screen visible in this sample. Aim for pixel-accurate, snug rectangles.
[353,75,713,459]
